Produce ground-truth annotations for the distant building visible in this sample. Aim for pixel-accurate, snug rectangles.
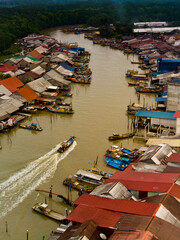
[134,22,168,28]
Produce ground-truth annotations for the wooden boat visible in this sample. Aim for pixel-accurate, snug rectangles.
[21,106,38,113]
[19,123,43,131]
[32,203,66,222]
[108,132,135,141]
[126,70,138,77]
[106,145,138,160]
[47,106,74,114]
[63,177,93,193]
[105,155,130,171]
[136,86,161,93]
[74,169,104,185]
[87,167,112,179]
[57,136,75,153]
[62,93,73,97]
[132,74,148,80]
[128,81,147,87]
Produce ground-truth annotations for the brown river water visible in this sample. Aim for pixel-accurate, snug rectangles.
[0,28,155,239]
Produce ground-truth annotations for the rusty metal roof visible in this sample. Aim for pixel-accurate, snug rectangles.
[17,86,38,102]
[108,231,159,240]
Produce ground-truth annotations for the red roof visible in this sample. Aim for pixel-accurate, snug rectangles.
[74,194,160,217]
[4,63,18,72]
[0,76,24,92]
[67,205,121,228]
[104,172,179,193]
[17,86,38,102]
[168,184,180,199]
[109,231,158,240]
[0,65,10,73]
[29,50,44,59]
[166,153,180,163]
[173,111,180,118]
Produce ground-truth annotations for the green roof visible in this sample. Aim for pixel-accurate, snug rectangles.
[14,56,40,61]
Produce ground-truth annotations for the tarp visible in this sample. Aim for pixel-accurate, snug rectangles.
[135,110,176,120]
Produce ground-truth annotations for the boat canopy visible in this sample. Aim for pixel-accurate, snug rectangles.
[76,169,103,181]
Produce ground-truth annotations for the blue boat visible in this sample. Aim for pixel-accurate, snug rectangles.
[121,148,139,158]
[19,123,43,131]
[57,136,75,153]
[105,155,131,171]
[58,102,71,106]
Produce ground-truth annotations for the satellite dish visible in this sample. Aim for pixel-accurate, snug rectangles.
[100,233,107,240]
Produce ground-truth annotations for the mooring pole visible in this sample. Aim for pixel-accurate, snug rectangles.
[6,221,8,233]
[49,185,52,198]
[27,230,29,240]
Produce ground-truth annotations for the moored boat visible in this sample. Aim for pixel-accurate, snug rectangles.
[47,106,74,114]
[19,123,43,131]
[108,132,135,141]
[32,203,66,222]
[63,177,93,193]
[21,106,39,113]
[57,136,75,153]
[105,155,130,170]
[136,86,161,93]
[62,93,73,97]
[74,169,104,185]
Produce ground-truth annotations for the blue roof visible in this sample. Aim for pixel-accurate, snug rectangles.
[135,110,176,120]
[71,47,85,51]
[162,92,167,96]
[60,62,75,71]
[60,48,77,52]
[155,97,167,102]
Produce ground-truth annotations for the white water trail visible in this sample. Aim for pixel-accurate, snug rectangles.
[0,141,77,219]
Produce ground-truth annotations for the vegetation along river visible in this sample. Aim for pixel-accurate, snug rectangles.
[0,28,155,239]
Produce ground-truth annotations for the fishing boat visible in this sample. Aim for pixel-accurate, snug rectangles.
[19,123,43,131]
[132,74,148,81]
[74,169,104,185]
[47,106,74,114]
[128,81,147,87]
[106,145,138,160]
[63,177,93,193]
[108,132,135,141]
[136,86,161,93]
[126,70,138,77]
[57,136,75,153]
[105,155,130,170]
[32,203,66,222]
[62,93,73,97]
[87,167,112,179]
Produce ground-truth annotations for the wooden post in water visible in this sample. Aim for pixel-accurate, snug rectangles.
[49,185,52,198]
[27,230,29,240]
[6,221,8,233]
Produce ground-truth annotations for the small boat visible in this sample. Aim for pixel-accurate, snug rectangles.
[132,74,148,81]
[126,70,138,77]
[57,136,75,153]
[19,123,43,131]
[74,169,104,185]
[136,86,161,93]
[106,145,138,160]
[63,177,93,193]
[62,93,73,97]
[47,106,74,114]
[32,203,66,222]
[105,155,130,170]
[58,102,71,106]
[108,132,135,141]
[21,106,38,113]
[87,167,112,179]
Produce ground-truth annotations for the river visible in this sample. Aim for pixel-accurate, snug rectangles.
[0,28,155,239]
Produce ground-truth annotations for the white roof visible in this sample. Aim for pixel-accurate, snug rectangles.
[31,65,46,75]
[27,77,51,93]
[0,85,12,96]
[56,66,73,76]
[134,27,180,33]
[35,46,48,54]
[76,169,103,181]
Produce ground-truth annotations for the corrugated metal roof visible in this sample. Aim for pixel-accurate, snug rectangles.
[17,86,38,102]
[67,205,121,229]
[104,172,178,192]
[74,194,160,216]
[108,231,159,240]
[0,107,10,120]
[168,184,180,200]
[76,170,103,181]
[31,66,46,75]
[135,110,176,120]
[0,85,12,96]
[166,153,180,163]
[27,77,51,93]
[29,50,44,59]
[0,76,24,93]
[90,182,132,200]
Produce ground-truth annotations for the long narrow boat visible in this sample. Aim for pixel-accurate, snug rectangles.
[63,177,93,193]
[47,106,74,114]
[108,132,135,141]
[19,123,43,131]
[136,86,161,93]
[74,169,104,185]
[57,136,75,153]
[62,93,73,97]
[32,203,67,222]
[105,155,130,171]
[58,102,71,106]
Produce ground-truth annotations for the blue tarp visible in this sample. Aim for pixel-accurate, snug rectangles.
[157,58,180,72]
[135,110,176,120]
[60,62,76,71]
[162,92,167,96]
[144,58,149,61]
[155,97,167,102]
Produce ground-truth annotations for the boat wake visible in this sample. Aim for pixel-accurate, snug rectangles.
[0,141,77,219]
